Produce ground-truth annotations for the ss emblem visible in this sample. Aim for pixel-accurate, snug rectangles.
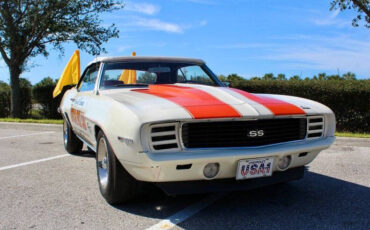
[247,130,264,137]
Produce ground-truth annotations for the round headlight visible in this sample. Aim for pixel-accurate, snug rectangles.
[277,156,291,170]
[203,163,220,179]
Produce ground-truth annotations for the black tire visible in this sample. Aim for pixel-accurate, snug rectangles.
[63,119,83,154]
[96,130,138,204]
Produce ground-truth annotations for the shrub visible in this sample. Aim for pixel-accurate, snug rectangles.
[32,77,61,119]
[0,81,10,117]
[32,77,74,119]
[0,79,32,118]
[230,79,370,133]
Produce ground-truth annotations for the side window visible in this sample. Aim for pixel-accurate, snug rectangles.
[79,64,100,92]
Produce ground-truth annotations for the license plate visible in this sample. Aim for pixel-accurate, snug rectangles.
[236,157,274,180]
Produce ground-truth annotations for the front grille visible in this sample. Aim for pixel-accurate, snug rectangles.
[150,123,180,151]
[181,118,307,148]
[306,116,324,139]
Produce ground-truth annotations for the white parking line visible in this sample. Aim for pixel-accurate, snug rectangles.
[146,193,225,230]
[0,131,55,140]
[0,154,69,171]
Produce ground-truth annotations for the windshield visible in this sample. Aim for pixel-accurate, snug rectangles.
[100,62,220,89]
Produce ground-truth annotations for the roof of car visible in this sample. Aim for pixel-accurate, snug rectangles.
[88,56,205,66]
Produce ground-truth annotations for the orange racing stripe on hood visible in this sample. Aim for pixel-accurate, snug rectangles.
[229,88,305,115]
[133,85,241,119]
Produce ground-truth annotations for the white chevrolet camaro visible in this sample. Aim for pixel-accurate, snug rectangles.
[59,56,336,204]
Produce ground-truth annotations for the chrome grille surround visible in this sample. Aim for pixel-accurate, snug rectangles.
[181,117,308,149]
[146,115,326,152]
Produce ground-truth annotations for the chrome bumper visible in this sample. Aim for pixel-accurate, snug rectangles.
[123,137,335,182]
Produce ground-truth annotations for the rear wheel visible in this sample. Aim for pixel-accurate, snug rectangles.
[63,119,83,154]
[96,130,138,204]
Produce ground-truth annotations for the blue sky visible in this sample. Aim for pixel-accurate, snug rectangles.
[1,0,369,84]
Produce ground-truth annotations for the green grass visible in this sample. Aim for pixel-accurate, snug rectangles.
[335,132,370,138]
[29,109,43,119]
[0,118,63,124]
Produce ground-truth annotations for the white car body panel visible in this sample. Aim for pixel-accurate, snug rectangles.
[60,57,336,183]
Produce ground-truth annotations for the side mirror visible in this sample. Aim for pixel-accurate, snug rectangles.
[222,82,230,87]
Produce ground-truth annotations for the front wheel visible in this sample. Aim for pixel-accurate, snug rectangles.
[63,119,83,154]
[96,131,138,204]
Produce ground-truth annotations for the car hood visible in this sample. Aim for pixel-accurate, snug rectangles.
[101,84,330,122]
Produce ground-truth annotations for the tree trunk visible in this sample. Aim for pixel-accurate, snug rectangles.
[9,65,22,118]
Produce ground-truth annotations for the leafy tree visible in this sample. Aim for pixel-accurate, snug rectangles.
[277,73,286,80]
[218,74,228,82]
[327,74,341,80]
[290,75,301,81]
[0,80,9,88]
[137,72,156,84]
[330,0,370,28]
[342,72,357,80]
[32,77,56,118]
[0,0,122,117]
[226,74,245,87]
[0,80,10,117]
[318,73,327,80]
[262,73,275,80]
[227,74,245,82]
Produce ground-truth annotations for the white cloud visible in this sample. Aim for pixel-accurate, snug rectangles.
[200,20,208,26]
[120,16,207,34]
[312,9,349,27]
[214,43,271,49]
[124,2,160,15]
[188,0,213,3]
[117,45,134,52]
[117,3,207,34]
[264,35,370,75]
[177,0,215,4]
[133,18,184,33]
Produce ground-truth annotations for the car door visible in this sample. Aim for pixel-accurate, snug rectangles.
[70,63,100,146]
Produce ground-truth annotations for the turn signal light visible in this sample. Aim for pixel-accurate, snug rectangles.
[277,156,291,170]
[203,163,220,179]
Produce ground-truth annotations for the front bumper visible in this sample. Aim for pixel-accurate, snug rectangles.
[122,136,335,182]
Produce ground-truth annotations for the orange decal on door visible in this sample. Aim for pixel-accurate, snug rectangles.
[71,108,87,130]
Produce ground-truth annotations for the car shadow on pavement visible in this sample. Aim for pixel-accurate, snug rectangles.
[70,150,95,158]
[178,171,370,230]
[113,184,210,220]
[113,171,370,230]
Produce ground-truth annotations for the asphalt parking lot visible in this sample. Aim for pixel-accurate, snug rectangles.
[0,122,369,230]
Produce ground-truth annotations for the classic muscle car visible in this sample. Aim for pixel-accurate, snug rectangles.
[59,56,336,204]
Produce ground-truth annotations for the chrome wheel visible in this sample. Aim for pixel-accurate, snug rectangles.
[97,137,109,190]
[63,121,68,147]
[95,130,139,204]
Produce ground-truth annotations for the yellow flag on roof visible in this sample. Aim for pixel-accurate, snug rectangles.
[53,50,81,98]
[119,52,137,84]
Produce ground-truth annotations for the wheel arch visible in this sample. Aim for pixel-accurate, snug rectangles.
[63,112,72,127]
[95,125,102,141]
